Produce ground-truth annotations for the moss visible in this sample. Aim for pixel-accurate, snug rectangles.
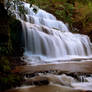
[0,5,24,91]
[0,3,24,56]
[0,57,23,91]
[0,17,24,56]
[8,17,25,56]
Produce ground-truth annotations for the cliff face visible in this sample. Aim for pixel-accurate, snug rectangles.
[0,3,24,56]
[0,3,9,54]
[0,3,9,37]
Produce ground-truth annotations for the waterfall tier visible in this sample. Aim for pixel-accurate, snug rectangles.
[9,2,92,63]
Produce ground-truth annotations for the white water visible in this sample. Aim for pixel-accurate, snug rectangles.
[9,2,92,64]
[23,73,92,91]
[6,73,92,92]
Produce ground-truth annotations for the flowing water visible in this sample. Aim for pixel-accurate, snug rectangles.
[7,1,92,92]
[23,5,92,63]
[6,73,92,92]
[9,1,92,65]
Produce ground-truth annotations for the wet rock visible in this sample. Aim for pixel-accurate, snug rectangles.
[0,3,9,37]
[24,76,49,86]
[33,79,49,86]
[9,18,25,56]
[0,4,9,41]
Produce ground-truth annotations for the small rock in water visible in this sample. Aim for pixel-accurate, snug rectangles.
[33,79,49,86]
[24,76,49,86]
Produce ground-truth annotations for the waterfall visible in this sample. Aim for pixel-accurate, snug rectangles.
[9,2,92,63]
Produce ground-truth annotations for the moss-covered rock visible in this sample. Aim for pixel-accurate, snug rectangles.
[0,3,10,56]
[0,3,25,56]
[0,4,25,91]
[0,57,24,91]
[0,3,9,41]
[9,18,25,56]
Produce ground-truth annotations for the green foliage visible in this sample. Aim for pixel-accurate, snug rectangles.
[9,18,24,56]
[55,3,75,24]
[87,12,92,23]
[0,40,12,56]
[0,57,23,91]
[7,0,27,16]
[29,0,50,9]
[0,46,9,56]
[28,0,36,6]
[0,57,10,72]
[76,0,92,4]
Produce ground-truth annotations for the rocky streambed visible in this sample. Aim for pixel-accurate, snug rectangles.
[5,60,92,92]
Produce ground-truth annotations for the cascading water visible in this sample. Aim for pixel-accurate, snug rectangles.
[7,2,92,92]
[9,2,92,64]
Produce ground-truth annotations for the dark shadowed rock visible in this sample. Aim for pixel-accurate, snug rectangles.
[24,76,49,86]
[0,3,9,42]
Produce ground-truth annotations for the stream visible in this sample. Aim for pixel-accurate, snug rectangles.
[6,1,92,92]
